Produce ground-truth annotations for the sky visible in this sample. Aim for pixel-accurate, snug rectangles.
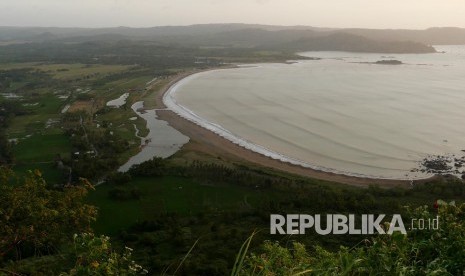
[1,0,465,29]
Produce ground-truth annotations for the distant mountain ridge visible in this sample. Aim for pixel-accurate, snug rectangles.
[1,24,464,44]
[342,27,465,45]
[0,24,330,41]
[2,23,463,53]
[274,32,435,53]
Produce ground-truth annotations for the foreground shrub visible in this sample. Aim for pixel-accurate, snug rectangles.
[237,201,465,275]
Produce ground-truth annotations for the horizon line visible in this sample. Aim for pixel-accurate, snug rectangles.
[0,23,463,31]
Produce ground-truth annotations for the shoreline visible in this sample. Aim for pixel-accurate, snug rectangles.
[156,67,437,187]
[154,66,238,110]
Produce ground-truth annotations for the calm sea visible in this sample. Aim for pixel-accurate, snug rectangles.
[171,46,465,179]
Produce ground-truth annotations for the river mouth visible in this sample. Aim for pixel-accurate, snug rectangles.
[164,46,465,180]
[118,101,189,172]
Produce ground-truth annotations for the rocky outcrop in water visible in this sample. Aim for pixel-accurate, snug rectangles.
[375,60,403,65]
[412,153,465,178]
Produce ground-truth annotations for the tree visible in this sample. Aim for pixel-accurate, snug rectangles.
[0,167,97,261]
[129,157,167,177]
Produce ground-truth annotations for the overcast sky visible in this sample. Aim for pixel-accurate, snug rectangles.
[1,0,465,29]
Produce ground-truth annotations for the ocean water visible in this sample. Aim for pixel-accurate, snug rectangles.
[167,46,465,179]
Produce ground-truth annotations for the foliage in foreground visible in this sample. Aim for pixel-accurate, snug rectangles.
[237,201,465,275]
[0,168,97,261]
[60,233,148,276]
[2,163,465,275]
[0,167,146,275]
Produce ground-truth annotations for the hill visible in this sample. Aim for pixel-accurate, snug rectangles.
[0,24,453,53]
[275,32,436,53]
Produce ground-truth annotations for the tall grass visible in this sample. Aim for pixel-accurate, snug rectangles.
[231,231,256,276]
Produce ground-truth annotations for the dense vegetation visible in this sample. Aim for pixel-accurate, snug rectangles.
[0,167,147,275]
[276,33,435,53]
[81,158,465,275]
[1,163,465,275]
[238,201,465,275]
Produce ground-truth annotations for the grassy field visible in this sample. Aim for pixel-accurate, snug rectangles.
[86,176,270,235]
[96,76,153,97]
[11,129,71,184]
[8,92,67,137]
[13,132,71,162]
[13,162,65,185]
[0,63,131,80]
[33,93,66,114]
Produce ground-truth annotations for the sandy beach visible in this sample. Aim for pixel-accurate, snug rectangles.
[155,69,437,188]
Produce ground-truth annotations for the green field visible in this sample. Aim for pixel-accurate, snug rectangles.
[32,93,66,114]
[96,75,153,96]
[0,63,131,80]
[11,131,71,184]
[13,162,65,185]
[13,132,71,162]
[87,176,269,235]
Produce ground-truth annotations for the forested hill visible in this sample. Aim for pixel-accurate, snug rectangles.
[274,32,436,53]
[342,27,465,45]
[0,24,448,54]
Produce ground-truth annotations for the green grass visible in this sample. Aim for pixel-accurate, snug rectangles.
[87,176,269,235]
[0,62,40,70]
[13,132,71,163]
[7,115,44,137]
[50,64,131,80]
[97,76,153,95]
[13,163,65,185]
[33,93,66,114]
[8,93,67,136]
[99,113,147,140]
[141,79,169,109]
[11,130,69,185]
[0,63,131,80]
